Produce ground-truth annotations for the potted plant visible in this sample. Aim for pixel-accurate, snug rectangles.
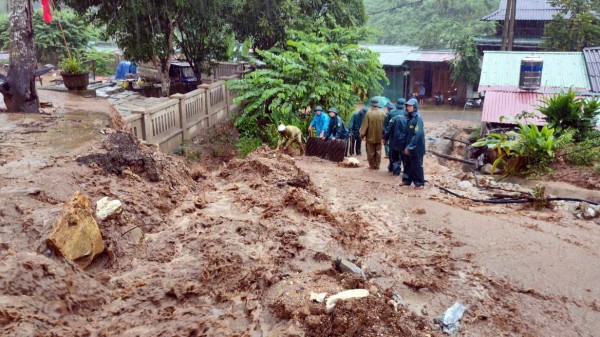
[60,57,89,90]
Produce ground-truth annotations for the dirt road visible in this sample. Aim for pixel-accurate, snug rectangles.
[1,103,599,336]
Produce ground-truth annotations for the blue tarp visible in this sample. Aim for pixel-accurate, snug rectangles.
[115,61,137,80]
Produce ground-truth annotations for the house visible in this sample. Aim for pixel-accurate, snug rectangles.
[475,0,562,52]
[583,46,600,93]
[479,51,595,126]
[363,45,459,101]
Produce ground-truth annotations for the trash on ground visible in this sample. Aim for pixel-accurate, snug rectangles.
[325,289,370,313]
[437,302,467,335]
[310,292,327,303]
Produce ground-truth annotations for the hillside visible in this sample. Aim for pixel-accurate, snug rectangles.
[363,0,500,48]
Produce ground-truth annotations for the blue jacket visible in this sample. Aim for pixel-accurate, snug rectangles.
[348,109,366,135]
[383,107,405,136]
[310,113,330,137]
[405,98,426,156]
[383,113,408,151]
[325,115,348,140]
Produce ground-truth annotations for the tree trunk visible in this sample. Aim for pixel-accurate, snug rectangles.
[0,0,39,113]
[507,0,517,51]
[500,0,513,51]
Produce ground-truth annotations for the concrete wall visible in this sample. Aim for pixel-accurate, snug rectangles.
[123,68,251,153]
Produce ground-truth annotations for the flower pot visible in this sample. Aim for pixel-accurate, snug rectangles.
[61,72,89,90]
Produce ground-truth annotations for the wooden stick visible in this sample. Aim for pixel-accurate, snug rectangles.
[429,150,476,165]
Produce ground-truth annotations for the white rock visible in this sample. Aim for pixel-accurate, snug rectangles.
[96,197,123,220]
[339,157,360,168]
[583,207,597,219]
[310,292,327,303]
[325,289,370,313]
[457,181,473,190]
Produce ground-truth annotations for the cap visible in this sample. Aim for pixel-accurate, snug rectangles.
[328,107,338,114]
[370,99,379,107]
[395,98,406,108]
[278,124,286,132]
[314,106,323,112]
[385,102,395,110]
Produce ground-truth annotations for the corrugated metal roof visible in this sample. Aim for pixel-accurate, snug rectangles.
[481,86,600,124]
[479,51,591,90]
[363,45,455,66]
[583,47,600,92]
[482,0,562,21]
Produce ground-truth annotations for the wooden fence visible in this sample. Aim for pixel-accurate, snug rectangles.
[124,68,252,153]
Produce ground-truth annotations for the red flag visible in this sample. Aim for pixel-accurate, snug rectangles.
[42,0,52,23]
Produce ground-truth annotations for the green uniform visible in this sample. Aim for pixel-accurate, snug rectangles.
[277,125,304,154]
[360,106,386,169]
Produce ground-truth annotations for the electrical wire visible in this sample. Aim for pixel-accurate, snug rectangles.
[434,184,599,206]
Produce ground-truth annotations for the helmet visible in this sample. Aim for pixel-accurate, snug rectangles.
[278,124,286,132]
[328,107,338,114]
[314,106,324,112]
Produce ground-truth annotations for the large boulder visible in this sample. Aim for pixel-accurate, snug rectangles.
[46,191,105,268]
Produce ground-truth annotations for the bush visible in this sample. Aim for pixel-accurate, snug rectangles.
[236,136,264,158]
[473,122,565,176]
[563,131,600,166]
[537,89,600,141]
[82,50,117,77]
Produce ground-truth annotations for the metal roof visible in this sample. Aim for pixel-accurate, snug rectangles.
[479,51,591,90]
[481,87,600,124]
[482,0,562,21]
[363,45,455,66]
[583,47,600,92]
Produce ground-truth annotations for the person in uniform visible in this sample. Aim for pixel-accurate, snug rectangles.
[402,98,426,189]
[276,124,304,155]
[360,99,386,170]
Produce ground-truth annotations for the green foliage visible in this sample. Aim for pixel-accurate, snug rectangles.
[363,0,498,48]
[542,0,600,51]
[227,25,386,146]
[449,26,482,85]
[0,9,102,63]
[82,50,116,76]
[473,122,564,176]
[562,131,600,166]
[537,89,600,141]
[229,0,366,51]
[175,1,232,79]
[60,57,86,74]
[236,136,265,158]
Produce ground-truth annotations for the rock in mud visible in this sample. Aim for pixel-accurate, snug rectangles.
[338,157,361,168]
[481,163,502,175]
[335,257,365,277]
[95,196,123,220]
[325,289,370,313]
[46,191,104,268]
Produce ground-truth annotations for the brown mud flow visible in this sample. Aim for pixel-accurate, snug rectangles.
[0,109,599,336]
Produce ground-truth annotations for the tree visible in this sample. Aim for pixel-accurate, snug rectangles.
[229,0,366,51]
[363,0,497,48]
[228,25,386,147]
[175,1,231,81]
[542,0,600,51]
[450,25,483,86]
[0,0,39,113]
[62,0,181,96]
[0,9,102,64]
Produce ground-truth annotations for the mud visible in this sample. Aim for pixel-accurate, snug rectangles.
[1,103,599,337]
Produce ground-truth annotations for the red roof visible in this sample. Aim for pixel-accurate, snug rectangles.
[481,86,597,124]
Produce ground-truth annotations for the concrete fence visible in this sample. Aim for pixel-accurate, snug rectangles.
[124,68,252,153]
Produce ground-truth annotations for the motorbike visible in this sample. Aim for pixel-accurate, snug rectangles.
[447,88,458,106]
[464,96,483,109]
[434,91,444,105]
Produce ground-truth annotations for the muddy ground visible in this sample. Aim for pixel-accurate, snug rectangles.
[1,95,599,336]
